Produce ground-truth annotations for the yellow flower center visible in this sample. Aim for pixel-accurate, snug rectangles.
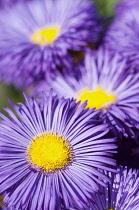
[76,86,116,110]
[31,26,60,46]
[27,133,72,173]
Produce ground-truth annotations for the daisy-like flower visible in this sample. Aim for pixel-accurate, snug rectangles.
[0,0,100,89]
[34,48,139,139]
[90,166,139,210]
[0,92,116,209]
[104,6,139,69]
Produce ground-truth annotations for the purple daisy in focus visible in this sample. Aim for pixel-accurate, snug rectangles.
[90,166,139,210]
[104,6,139,69]
[0,0,100,89]
[0,92,116,209]
[34,48,139,139]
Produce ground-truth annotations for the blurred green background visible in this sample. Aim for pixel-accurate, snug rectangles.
[0,0,120,114]
[93,0,120,16]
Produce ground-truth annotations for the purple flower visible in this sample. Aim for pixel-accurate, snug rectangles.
[0,207,16,210]
[90,166,139,210]
[115,0,139,16]
[34,48,139,139]
[104,7,139,70]
[0,0,100,89]
[0,92,116,209]
[0,0,31,8]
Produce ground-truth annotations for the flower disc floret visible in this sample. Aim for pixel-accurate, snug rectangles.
[77,86,116,110]
[27,132,72,172]
[31,26,60,46]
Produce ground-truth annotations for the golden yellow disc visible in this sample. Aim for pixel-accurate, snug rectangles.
[31,26,60,46]
[76,86,116,110]
[27,132,72,173]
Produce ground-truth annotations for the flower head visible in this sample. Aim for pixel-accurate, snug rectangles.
[34,48,139,139]
[0,92,116,209]
[0,0,100,89]
[104,6,139,70]
[90,166,139,210]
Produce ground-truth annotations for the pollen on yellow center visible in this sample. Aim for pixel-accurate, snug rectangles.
[31,26,60,46]
[27,133,72,173]
[76,86,116,110]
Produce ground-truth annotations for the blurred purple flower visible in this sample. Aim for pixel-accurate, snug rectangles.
[90,166,139,210]
[0,0,31,8]
[104,6,139,70]
[34,48,139,139]
[0,0,100,89]
[115,0,139,16]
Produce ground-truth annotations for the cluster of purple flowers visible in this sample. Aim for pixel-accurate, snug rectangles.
[0,0,139,209]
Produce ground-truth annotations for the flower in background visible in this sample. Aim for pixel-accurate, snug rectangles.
[0,92,116,209]
[104,6,139,70]
[34,48,139,139]
[0,0,100,89]
[115,0,139,16]
[90,166,139,210]
[0,0,31,8]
